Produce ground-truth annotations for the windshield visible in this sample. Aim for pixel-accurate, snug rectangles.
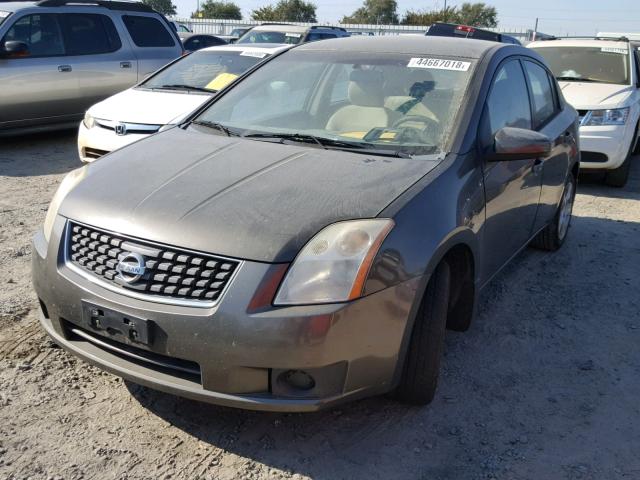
[0,11,9,26]
[531,46,630,85]
[141,50,270,92]
[196,51,474,157]
[237,30,302,44]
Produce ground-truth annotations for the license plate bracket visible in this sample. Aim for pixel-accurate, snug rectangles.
[81,301,152,346]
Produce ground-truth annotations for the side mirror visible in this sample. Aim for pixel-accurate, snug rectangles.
[0,41,30,58]
[487,127,552,162]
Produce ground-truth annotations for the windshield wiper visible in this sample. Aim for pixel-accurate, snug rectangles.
[158,84,216,93]
[555,76,598,82]
[191,120,238,137]
[242,132,412,157]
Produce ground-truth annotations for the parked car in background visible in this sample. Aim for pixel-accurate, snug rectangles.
[169,20,191,33]
[181,33,227,52]
[78,44,288,161]
[426,22,522,45]
[0,0,182,136]
[237,23,349,45]
[529,37,640,186]
[34,36,579,411]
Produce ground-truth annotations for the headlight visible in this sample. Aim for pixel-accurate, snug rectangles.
[582,107,629,126]
[43,167,87,242]
[83,112,95,129]
[274,219,394,305]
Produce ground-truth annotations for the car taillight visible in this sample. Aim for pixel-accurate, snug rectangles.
[456,25,475,34]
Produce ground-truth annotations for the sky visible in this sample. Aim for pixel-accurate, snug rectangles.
[172,0,640,36]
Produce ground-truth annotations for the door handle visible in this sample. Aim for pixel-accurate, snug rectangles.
[58,65,72,72]
[120,61,132,69]
[532,158,544,174]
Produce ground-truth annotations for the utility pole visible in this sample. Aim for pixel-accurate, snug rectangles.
[533,17,538,41]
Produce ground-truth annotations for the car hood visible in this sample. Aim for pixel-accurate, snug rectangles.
[61,126,441,263]
[88,88,213,125]
[558,81,634,110]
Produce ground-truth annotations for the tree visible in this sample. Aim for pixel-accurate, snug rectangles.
[342,0,398,24]
[456,2,497,28]
[142,0,176,16]
[194,0,242,19]
[401,6,457,26]
[251,0,317,22]
[401,2,497,28]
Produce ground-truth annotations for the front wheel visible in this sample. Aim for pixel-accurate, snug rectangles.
[530,174,576,251]
[394,261,450,405]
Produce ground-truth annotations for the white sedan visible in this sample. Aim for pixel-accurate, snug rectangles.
[78,44,289,162]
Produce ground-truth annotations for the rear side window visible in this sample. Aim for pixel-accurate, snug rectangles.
[484,60,532,136]
[307,32,336,42]
[523,61,557,128]
[59,13,121,55]
[123,15,175,47]
[2,13,65,57]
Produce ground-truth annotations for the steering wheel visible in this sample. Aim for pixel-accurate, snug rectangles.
[391,115,440,144]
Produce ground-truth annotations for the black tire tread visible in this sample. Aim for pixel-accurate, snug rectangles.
[395,261,450,405]
[530,175,575,252]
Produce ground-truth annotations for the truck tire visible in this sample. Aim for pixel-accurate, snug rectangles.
[394,261,450,405]
[531,173,576,251]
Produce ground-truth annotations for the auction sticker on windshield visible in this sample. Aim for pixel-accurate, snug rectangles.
[600,47,627,55]
[408,58,471,71]
[240,50,267,58]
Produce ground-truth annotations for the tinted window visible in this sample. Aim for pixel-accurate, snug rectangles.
[307,32,336,42]
[0,11,10,27]
[237,30,302,44]
[523,61,557,128]
[60,14,121,55]
[183,35,225,52]
[123,15,175,47]
[2,13,64,57]
[485,60,532,135]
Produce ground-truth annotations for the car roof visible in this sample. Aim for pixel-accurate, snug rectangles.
[295,35,504,59]
[0,2,37,12]
[528,39,630,49]
[250,24,308,33]
[199,43,290,54]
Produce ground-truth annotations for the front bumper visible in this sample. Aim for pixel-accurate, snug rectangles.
[77,122,153,163]
[579,122,636,170]
[32,218,420,412]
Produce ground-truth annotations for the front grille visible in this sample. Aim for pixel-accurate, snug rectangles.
[83,147,109,159]
[67,222,240,305]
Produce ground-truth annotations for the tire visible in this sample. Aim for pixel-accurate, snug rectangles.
[394,261,450,405]
[606,122,638,187]
[530,174,576,251]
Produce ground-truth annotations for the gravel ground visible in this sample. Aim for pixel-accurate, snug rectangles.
[1,130,639,480]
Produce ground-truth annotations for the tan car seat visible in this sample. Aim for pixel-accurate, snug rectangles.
[326,70,397,137]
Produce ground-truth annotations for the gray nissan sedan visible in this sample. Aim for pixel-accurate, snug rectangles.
[32,36,579,412]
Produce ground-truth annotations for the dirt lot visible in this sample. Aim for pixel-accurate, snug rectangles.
[1,130,639,480]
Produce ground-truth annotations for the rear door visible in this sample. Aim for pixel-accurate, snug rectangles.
[522,59,575,232]
[479,58,543,279]
[120,14,181,80]
[58,11,137,113]
[0,12,80,129]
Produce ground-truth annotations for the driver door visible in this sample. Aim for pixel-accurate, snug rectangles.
[480,58,543,281]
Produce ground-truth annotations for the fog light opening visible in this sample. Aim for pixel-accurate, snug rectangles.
[280,370,316,391]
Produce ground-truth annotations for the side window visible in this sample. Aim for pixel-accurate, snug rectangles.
[122,15,175,47]
[2,13,64,57]
[307,32,336,42]
[485,60,532,136]
[59,14,121,55]
[523,61,557,128]
[329,64,350,103]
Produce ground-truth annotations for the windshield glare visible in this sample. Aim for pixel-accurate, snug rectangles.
[237,31,302,44]
[196,51,474,156]
[532,46,630,85]
[141,50,268,91]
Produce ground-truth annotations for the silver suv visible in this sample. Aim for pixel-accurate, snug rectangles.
[0,0,183,135]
